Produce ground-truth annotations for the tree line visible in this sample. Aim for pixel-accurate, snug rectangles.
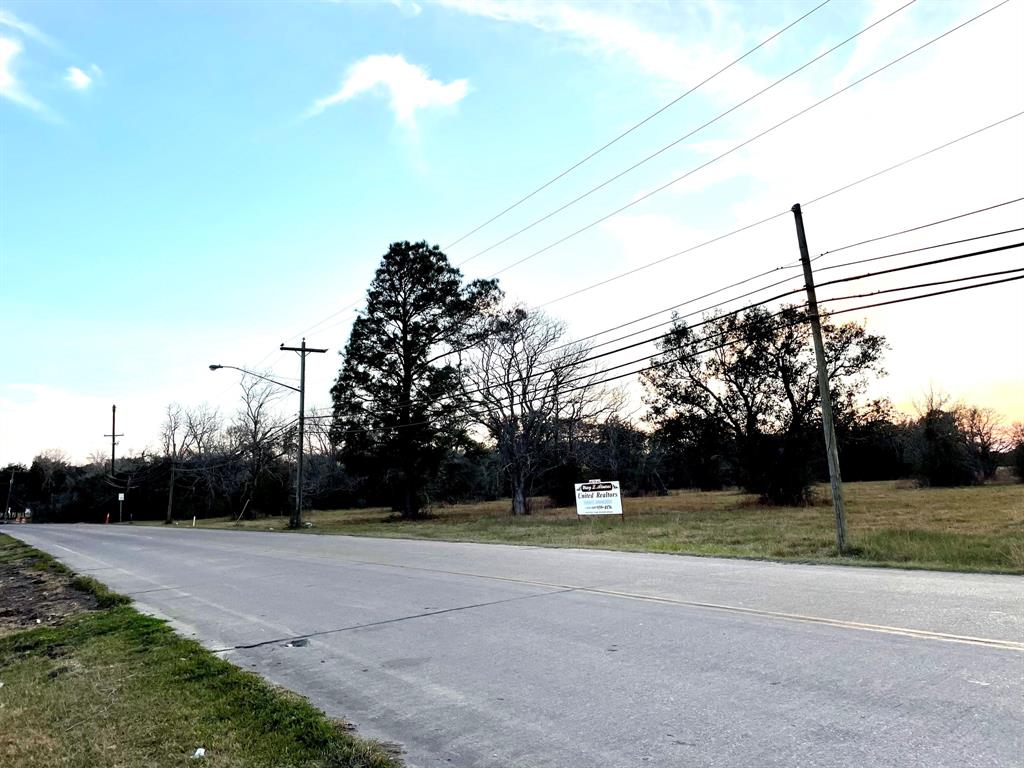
[6,241,1023,523]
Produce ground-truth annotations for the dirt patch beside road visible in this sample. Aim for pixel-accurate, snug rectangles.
[0,536,99,636]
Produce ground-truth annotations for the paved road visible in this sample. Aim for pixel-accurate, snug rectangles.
[7,525,1023,767]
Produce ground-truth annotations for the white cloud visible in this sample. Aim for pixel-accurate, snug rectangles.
[308,54,468,125]
[0,9,56,48]
[65,65,92,90]
[0,36,45,112]
[390,0,422,17]
[436,0,766,102]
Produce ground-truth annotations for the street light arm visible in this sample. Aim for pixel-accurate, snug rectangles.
[208,364,301,393]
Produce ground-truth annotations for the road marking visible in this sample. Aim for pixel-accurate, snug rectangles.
[245,551,1024,652]
[579,587,1024,652]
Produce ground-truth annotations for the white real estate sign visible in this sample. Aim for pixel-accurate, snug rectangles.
[574,480,623,516]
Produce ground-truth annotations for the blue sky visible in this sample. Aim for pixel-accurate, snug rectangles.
[2,0,1022,463]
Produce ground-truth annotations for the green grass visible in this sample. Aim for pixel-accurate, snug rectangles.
[195,480,1024,574]
[0,535,403,768]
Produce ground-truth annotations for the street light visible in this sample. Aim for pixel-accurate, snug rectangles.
[209,339,326,528]
[208,365,300,393]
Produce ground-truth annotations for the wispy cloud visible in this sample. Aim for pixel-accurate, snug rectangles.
[435,0,758,97]
[0,36,46,112]
[0,9,57,48]
[308,53,468,126]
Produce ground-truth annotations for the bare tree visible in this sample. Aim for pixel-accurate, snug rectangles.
[162,403,224,523]
[185,403,222,457]
[299,407,351,503]
[162,403,193,524]
[465,305,620,515]
[958,405,1005,480]
[86,448,109,469]
[226,375,292,517]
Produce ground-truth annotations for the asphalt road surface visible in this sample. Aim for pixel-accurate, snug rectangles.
[7,525,1023,768]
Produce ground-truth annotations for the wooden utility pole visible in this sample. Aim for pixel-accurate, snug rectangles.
[165,466,176,525]
[104,404,124,478]
[791,203,848,553]
[280,338,327,529]
[4,469,16,520]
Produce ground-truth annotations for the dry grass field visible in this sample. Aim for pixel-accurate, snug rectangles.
[200,479,1024,574]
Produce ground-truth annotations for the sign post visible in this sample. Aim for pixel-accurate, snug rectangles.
[574,479,623,518]
[118,492,125,523]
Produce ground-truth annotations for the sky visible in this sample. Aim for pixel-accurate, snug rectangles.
[1,0,1022,465]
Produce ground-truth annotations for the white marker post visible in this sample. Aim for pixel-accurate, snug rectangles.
[574,479,623,518]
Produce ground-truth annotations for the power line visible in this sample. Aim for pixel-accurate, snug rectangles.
[816,227,1024,273]
[309,241,1021,429]
[309,266,1022,437]
[211,0,833,356]
[548,269,1024,405]
[584,273,806,353]
[539,109,1024,308]
[460,0,914,268]
[213,7,1016,390]
[816,196,1024,258]
[821,266,1024,304]
[822,271,1024,315]
[364,246,1014,427]
[482,1,1008,281]
[803,111,1023,209]
[572,270,1024,401]
[219,45,1020,382]
[551,261,802,351]
[560,222,1022,355]
[444,0,833,253]
[815,240,1024,290]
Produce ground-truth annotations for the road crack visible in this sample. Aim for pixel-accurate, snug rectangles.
[209,587,579,653]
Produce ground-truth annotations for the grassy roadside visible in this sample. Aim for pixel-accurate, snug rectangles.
[193,480,1024,574]
[0,534,402,768]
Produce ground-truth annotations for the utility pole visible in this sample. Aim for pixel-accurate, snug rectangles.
[791,203,848,554]
[5,469,15,521]
[280,338,327,529]
[103,404,124,478]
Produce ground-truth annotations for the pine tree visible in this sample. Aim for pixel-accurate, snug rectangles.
[330,241,500,517]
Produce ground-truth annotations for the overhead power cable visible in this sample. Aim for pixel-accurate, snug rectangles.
[444,0,833,253]
[460,0,914,268]
[241,2,837,363]
[815,240,1024,290]
[227,64,1020,383]
[526,268,1024,411]
[816,196,1024,259]
[539,109,1024,308]
[550,261,803,351]
[224,211,1020,433]
[564,223,1023,355]
[815,227,1024,273]
[309,267,1022,436]
[484,1,1010,282]
[216,5,1016,387]
[256,1,830,369]
[822,266,1024,303]
[821,271,1024,315]
[572,271,1024,400]
[307,240,1021,427]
